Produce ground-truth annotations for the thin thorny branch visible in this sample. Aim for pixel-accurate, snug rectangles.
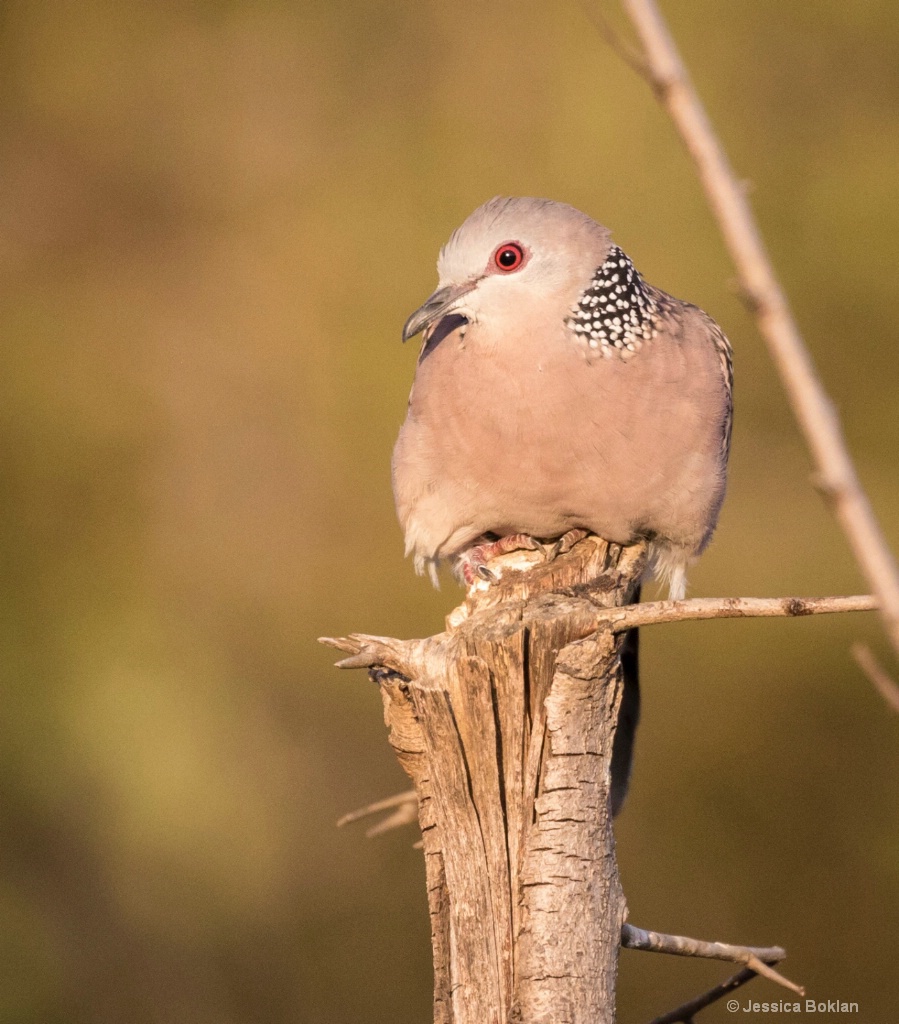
[336,789,419,836]
[621,924,800,995]
[608,594,876,632]
[589,0,899,664]
[336,788,417,827]
[622,924,804,1023]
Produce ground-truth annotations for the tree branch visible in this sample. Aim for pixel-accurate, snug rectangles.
[607,594,877,632]
[317,633,418,675]
[321,595,877,681]
[600,0,899,661]
[337,789,419,836]
[621,923,801,996]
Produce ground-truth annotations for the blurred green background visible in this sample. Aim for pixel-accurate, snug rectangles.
[1,2,897,1021]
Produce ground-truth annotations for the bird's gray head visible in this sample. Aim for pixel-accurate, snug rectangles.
[402,197,614,343]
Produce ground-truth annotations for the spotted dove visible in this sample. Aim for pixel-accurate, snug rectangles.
[392,197,733,811]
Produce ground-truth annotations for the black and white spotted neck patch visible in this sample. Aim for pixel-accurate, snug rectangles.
[565,246,661,360]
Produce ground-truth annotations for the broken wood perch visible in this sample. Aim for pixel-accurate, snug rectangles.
[321,535,870,1022]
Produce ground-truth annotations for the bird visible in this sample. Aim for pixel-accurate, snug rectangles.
[392,197,733,812]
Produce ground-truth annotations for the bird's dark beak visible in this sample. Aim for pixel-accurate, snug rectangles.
[402,281,478,342]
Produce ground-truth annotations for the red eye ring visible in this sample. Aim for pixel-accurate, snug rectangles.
[493,242,525,272]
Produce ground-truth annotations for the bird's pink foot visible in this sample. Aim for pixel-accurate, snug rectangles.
[456,534,541,585]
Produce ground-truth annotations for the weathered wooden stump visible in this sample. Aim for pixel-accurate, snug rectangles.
[325,536,646,1024]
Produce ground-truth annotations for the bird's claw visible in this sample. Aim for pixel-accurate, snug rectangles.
[457,533,541,586]
[456,530,596,587]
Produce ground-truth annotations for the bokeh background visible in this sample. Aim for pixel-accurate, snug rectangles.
[1,2,898,1021]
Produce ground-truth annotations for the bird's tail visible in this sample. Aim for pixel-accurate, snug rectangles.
[610,583,640,817]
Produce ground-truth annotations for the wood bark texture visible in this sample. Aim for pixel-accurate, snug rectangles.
[375,537,645,1024]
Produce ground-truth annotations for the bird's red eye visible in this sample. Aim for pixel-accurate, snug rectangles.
[494,242,525,272]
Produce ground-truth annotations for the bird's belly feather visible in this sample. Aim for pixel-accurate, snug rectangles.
[393,324,727,562]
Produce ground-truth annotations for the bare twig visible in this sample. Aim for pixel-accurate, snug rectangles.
[851,643,899,714]
[602,0,899,660]
[646,966,759,1024]
[608,594,876,632]
[337,789,418,835]
[621,923,802,996]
